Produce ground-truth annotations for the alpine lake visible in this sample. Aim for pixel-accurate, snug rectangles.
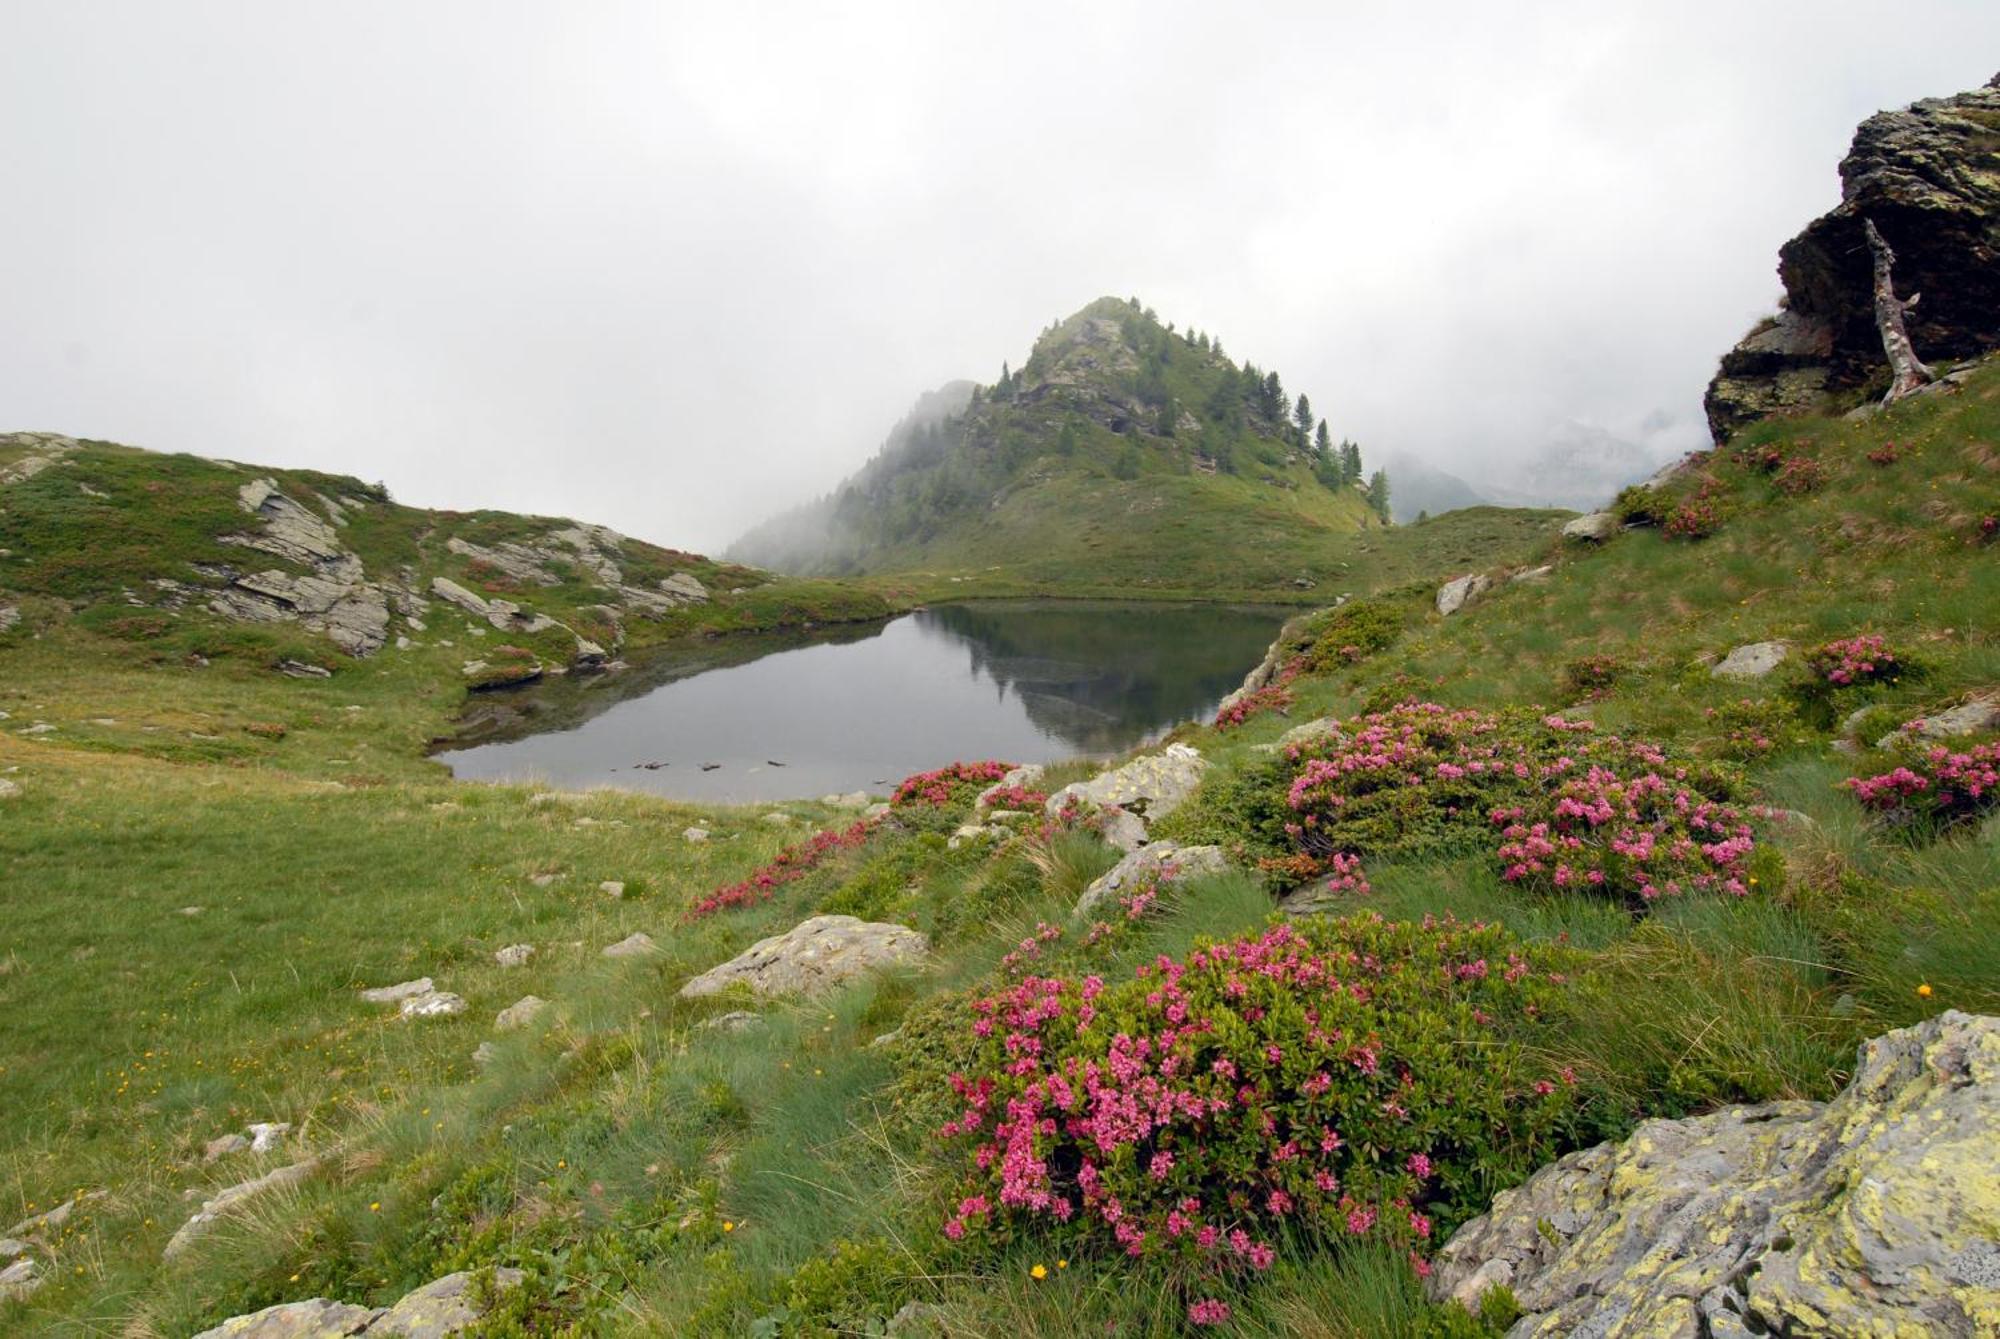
[437,600,1291,803]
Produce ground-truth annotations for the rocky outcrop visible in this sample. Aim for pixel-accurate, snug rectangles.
[1710,641,1789,680]
[1878,692,2000,748]
[209,479,393,655]
[1074,842,1228,919]
[679,915,928,999]
[1705,76,2000,440]
[190,1267,525,1338]
[1430,1011,2000,1338]
[0,431,82,485]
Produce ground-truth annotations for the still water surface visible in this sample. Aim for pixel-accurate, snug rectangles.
[438,600,1287,803]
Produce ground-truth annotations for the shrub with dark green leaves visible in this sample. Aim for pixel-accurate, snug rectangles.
[935,915,1582,1293]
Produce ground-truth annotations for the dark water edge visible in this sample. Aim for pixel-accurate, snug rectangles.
[435,599,1289,803]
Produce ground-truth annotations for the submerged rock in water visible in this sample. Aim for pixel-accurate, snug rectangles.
[1430,1010,2000,1337]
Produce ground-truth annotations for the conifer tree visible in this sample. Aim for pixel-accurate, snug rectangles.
[1294,393,1314,445]
[1339,439,1363,487]
[1367,468,1392,522]
[1314,420,1333,460]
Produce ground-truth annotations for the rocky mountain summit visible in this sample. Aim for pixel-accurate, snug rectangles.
[1706,74,2000,437]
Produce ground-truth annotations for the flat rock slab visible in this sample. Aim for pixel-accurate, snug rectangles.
[358,978,433,1005]
[1430,1010,2000,1337]
[1711,641,1789,679]
[166,1159,319,1260]
[192,1298,382,1338]
[1075,842,1229,919]
[680,915,928,999]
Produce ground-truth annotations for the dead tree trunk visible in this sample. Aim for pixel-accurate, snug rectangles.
[1863,217,1936,404]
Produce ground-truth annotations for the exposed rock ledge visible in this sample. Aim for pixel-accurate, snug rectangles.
[1430,1010,2000,1337]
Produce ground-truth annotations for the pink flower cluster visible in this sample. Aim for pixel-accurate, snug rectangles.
[1807,635,1900,687]
[936,915,1578,1287]
[1215,684,1295,731]
[1280,702,1756,905]
[1845,741,2000,825]
[892,760,1015,809]
[686,815,881,919]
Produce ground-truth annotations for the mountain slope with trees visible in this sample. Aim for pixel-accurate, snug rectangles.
[730,298,1397,595]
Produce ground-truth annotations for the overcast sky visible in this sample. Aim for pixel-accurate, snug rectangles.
[4,4,1996,551]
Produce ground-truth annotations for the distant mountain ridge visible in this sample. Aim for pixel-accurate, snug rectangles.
[728,297,1392,595]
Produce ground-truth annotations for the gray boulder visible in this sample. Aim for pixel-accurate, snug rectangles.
[359,977,433,1004]
[1430,1011,2000,1337]
[191,1298,381,1337]
[1075,842,1229,919]
[1711,641,1789,679]
[679,915,928,999]
[601,932,658,959]
[974,764,1045,813]
[1562,510,1620,543]
[0,778,19,801]
[0,604,20,633]
[1435,572,1493,617]
[493,996,546,1032]
[493,943,534,968]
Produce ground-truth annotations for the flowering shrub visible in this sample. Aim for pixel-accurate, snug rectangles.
[1558,654,1624,702]
[1844,742,2000,827]
[1663,495,1722,539]
[1979,515,1998,546]
[1305,600,1406,669]
[1805,635,1900,687]
[1214,683,1295,730]
[1697,698,1806,761]
[1773,456,1826,495]
[1866,439,1905,466]
[979,783,1049,812]
[1612,484,1665,526]
[936,915,1580,1292]
[1278,703,1754,904]
[687,816,881,919]
[892,761,1015,810]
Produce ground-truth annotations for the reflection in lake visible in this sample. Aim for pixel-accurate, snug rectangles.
[437,600,1288,803]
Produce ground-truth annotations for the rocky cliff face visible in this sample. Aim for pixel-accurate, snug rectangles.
[1705,75,2000,440]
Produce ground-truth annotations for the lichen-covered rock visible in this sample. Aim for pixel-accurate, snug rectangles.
[1429,1011,2000,1337]
[974,764,1045,813]
[679,915,928,999]
[1878,694,2000,749]
[1044,744,1207,826]
[364,1267,525,1337]
[191,1297,382,1338]
[1710,641,1789,679]
[190,1267,525,1338]
[1562,511,1619,543]
[1705,76,2000,439]
[397,990,466,1020]
[493,943,534,968]
[1074,842,1229,919]
[1435,572,1493,617]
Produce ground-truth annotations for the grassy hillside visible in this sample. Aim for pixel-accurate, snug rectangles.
[2,364,1995,1335]
[731,298,1406,595]
[0,433,891,738]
